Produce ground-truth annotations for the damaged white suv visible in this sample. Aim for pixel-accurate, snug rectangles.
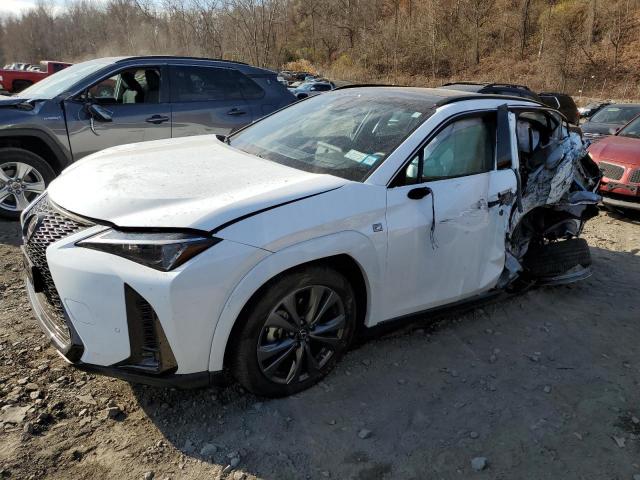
[21,87,601,397]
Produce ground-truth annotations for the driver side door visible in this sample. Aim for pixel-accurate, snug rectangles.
[64,65,171,160]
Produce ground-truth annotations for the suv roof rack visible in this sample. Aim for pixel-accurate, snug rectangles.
[117,56,248,66]
[485,82,533,91]
[443,81,533,91]
[333,83,400,90]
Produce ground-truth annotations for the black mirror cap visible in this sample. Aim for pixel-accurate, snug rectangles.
[87,103,113,122]
[407,186,432,200]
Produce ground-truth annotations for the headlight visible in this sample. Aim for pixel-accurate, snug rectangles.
[77,229,221,271]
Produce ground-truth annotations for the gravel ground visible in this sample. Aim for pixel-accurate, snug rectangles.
[0,209,639,480]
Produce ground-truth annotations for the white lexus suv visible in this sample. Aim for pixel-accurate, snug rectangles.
[21,87,600,397]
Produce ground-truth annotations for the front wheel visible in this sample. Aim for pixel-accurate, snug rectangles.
[0,148,55,219]
[231,266,356,397]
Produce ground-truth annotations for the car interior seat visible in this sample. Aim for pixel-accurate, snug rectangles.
[121,71,145,104]
[145,70,160,103]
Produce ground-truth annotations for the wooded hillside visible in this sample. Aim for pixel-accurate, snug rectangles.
[2,0,639,98]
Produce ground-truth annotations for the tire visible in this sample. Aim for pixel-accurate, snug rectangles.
[11,80,33,93]
[231,265,357,397]
[523,238,591,278]
[0,148,56,220]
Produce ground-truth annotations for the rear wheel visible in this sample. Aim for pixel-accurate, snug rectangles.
[0,148,55,219]
[231,266,356,397]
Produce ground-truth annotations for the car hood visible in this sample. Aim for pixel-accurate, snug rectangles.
[47,135,348,231]
[587,135,640,166]
[0,95,26,106]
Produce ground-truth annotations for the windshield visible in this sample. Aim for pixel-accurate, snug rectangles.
[590,105,640,124]
[618,116,640,139]
[229,90,434,182]
[17,60,112,99]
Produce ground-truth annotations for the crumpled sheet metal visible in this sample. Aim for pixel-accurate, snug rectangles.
[509,131,591,233]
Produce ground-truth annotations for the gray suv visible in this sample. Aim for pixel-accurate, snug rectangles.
[0,56,295,218]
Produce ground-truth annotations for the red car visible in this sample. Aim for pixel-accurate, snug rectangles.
[588,114,640,211]
[0,60,71,94]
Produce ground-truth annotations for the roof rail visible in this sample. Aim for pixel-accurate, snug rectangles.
[333,83,404,90]
[443,81,533,91]
[116,55,248,66]
[485,82,532,91]
[441,81,489,87]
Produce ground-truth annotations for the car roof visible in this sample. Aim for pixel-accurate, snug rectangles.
[601,103,640,108]
[333,85,543,107]
[105,55,276,75]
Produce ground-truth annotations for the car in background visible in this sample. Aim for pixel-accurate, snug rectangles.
[21,87,600,397]
[588,114,640,211]
[440,82,542,102]
[581,103,640,143]
[291,81,334,99]
[441,83,580,125]
[280,71,312,86]
[579,101,610,119]
[3,63,31,71]
[539,92,579,125]
[0,56,295,219]
[0,60,71,93]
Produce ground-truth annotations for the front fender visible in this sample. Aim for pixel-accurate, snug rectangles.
[208,230,382,372]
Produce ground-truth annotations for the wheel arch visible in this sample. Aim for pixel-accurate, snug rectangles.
[0,130,71,173]
[209,231,380,373]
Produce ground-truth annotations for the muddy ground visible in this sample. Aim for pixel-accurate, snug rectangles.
[0,209,639,480]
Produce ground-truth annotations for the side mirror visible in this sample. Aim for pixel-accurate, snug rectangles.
[87,103,112,122]
[296,92,308,100]
[407,186,432,200]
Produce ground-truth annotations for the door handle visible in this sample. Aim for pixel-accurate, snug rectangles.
[145,115,170,124]
[227,108,247,116]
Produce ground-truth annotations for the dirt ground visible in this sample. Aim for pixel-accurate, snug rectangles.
[0,209,639,480]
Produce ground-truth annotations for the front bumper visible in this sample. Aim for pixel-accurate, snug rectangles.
[601,194,640,211]
[22,200,269,386]
[595,159,640,209]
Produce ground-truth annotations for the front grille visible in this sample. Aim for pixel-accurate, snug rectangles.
[599,162,625,181]
[23,196,93,344]
[630,169,640,184]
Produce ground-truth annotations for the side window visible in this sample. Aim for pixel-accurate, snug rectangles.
[88,68,161,104]
[394,113,496,186]
[232,70,265,100]
[171,66,244,102]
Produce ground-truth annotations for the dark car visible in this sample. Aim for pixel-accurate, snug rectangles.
[0,56,295,218]
[579,101,611,119]
[440,82,542,102]
[291,81,334,99]
[581,103,640,143]
[539,92,580,125]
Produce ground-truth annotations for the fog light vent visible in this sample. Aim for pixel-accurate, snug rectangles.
[122,284,177,374]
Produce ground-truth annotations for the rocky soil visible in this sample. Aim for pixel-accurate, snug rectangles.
[0,209,639,480]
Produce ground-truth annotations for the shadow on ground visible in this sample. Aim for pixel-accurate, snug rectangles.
[130,245,640,480]
[0,218,21,246]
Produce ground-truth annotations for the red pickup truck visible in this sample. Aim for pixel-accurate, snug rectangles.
[0,61,72,94]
